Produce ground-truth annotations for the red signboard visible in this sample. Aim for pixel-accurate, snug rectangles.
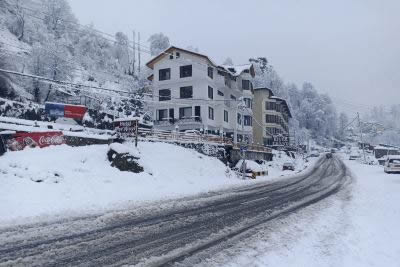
[64,105,87,120]
[5,131,65,151]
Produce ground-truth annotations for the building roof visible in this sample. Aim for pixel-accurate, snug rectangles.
[253,88,292,118]
[146,46,218,69]
[146,46,255,78]
[219,64,255,78]
[254,87,274,95]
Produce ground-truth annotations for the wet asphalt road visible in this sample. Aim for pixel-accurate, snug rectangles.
[0,156,350,266]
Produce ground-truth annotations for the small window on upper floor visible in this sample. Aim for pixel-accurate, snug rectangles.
[169,54,174,59]
[217,90,224,97]
[208,86,213,99]
[159,68,171,81]
[208,66,214,79]
[180,65,192,78]
[242,80,250,90]
[176,52,180,58]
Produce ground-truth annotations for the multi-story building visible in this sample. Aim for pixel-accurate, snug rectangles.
[253,87,292,148]
[146,46,255,143]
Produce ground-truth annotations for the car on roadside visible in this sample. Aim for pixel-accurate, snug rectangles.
[349,152,361,160]
[384,156,400,174]
[282,162,295,171]
[184,129,201,135]
[308,151,320,158]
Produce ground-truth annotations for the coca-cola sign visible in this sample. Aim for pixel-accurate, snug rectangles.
[5,132,65,151]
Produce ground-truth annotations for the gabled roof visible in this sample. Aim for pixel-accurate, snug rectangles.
[146,46,217,69]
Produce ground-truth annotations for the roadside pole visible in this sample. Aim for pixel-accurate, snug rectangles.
[135,120,138,147]
[357,112,367,163]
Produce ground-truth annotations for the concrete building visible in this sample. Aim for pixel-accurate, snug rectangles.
[252,87,292,148]
[146,46,255,143]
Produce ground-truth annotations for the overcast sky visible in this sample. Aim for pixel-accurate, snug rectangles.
[68,0,400,114]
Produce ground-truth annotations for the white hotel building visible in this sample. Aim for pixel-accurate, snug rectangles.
[146,46,255,143]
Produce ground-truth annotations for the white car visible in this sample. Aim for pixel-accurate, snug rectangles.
[384,156,400,174]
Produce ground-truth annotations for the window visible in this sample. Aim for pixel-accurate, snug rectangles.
[179,107,192,119]
[169,55,173,59]
[242,80,251,90]
[208,107,214,120]
[265,101,277,111]
[157,109,168,121]
[237,114,242,125]
[217,90,224,96]
[224,76,231,88]
[224,110,229,122]
[176,52,180,58]
[244,98,252,109]
[159,89,171,101]
[180,86,193,99]
[266,114,278,123]
[230,95,236,100]
[180,65,192,78]
[208,66,214,79]
[159,68,171,81]
[208,86,213,99]
[244,115,252,126]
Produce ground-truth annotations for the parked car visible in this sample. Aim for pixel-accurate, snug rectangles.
[308,151,320,158]
[384,156,400,174]
[282,162,295,171]
[349,152,360,160]
[234,160,268,179]
[326,153,332,159]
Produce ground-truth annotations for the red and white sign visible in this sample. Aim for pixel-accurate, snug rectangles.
[64,105,87,120]
[6,132,65,151]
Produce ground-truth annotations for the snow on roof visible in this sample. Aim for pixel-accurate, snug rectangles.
[374,145,399,151]
[270,96,292,118]
[219,64,255,77]
[146,46,218,69]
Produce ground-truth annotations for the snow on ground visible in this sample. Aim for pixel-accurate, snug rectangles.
[208,154,400,267]
[0,142,312,225]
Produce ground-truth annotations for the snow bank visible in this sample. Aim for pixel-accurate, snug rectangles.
[0,142,236,223]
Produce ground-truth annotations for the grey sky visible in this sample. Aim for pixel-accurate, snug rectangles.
[68,0,400,113]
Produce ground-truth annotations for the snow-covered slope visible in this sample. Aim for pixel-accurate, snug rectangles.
[0,142,235,223]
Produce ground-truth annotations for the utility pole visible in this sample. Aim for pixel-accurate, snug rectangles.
[138,32,141,76]
[132,30,136,77]
[357,112,367,163]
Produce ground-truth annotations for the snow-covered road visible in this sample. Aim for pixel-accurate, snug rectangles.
[209,155,400,267]
[0,156,349,266]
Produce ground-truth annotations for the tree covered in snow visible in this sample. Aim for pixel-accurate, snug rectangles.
[147,33,170,56]
[250,56,339,141]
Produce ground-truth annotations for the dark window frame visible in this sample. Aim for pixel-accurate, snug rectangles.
[208,86,213,99]
[179,107,193,119]
[180,65,192,78]
[157,109,168,121]
[159,68,171,81]
[242,79,250,90]
[217,90,224,96]
[208,106,214,120]
[208,66,214,79]
[224,110,229,122]
[159,89,171,101]
[180,86,193,99]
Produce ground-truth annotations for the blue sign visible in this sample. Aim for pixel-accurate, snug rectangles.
[45,102,65,118]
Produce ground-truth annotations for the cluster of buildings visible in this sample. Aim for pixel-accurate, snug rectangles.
[146,46,292,149]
